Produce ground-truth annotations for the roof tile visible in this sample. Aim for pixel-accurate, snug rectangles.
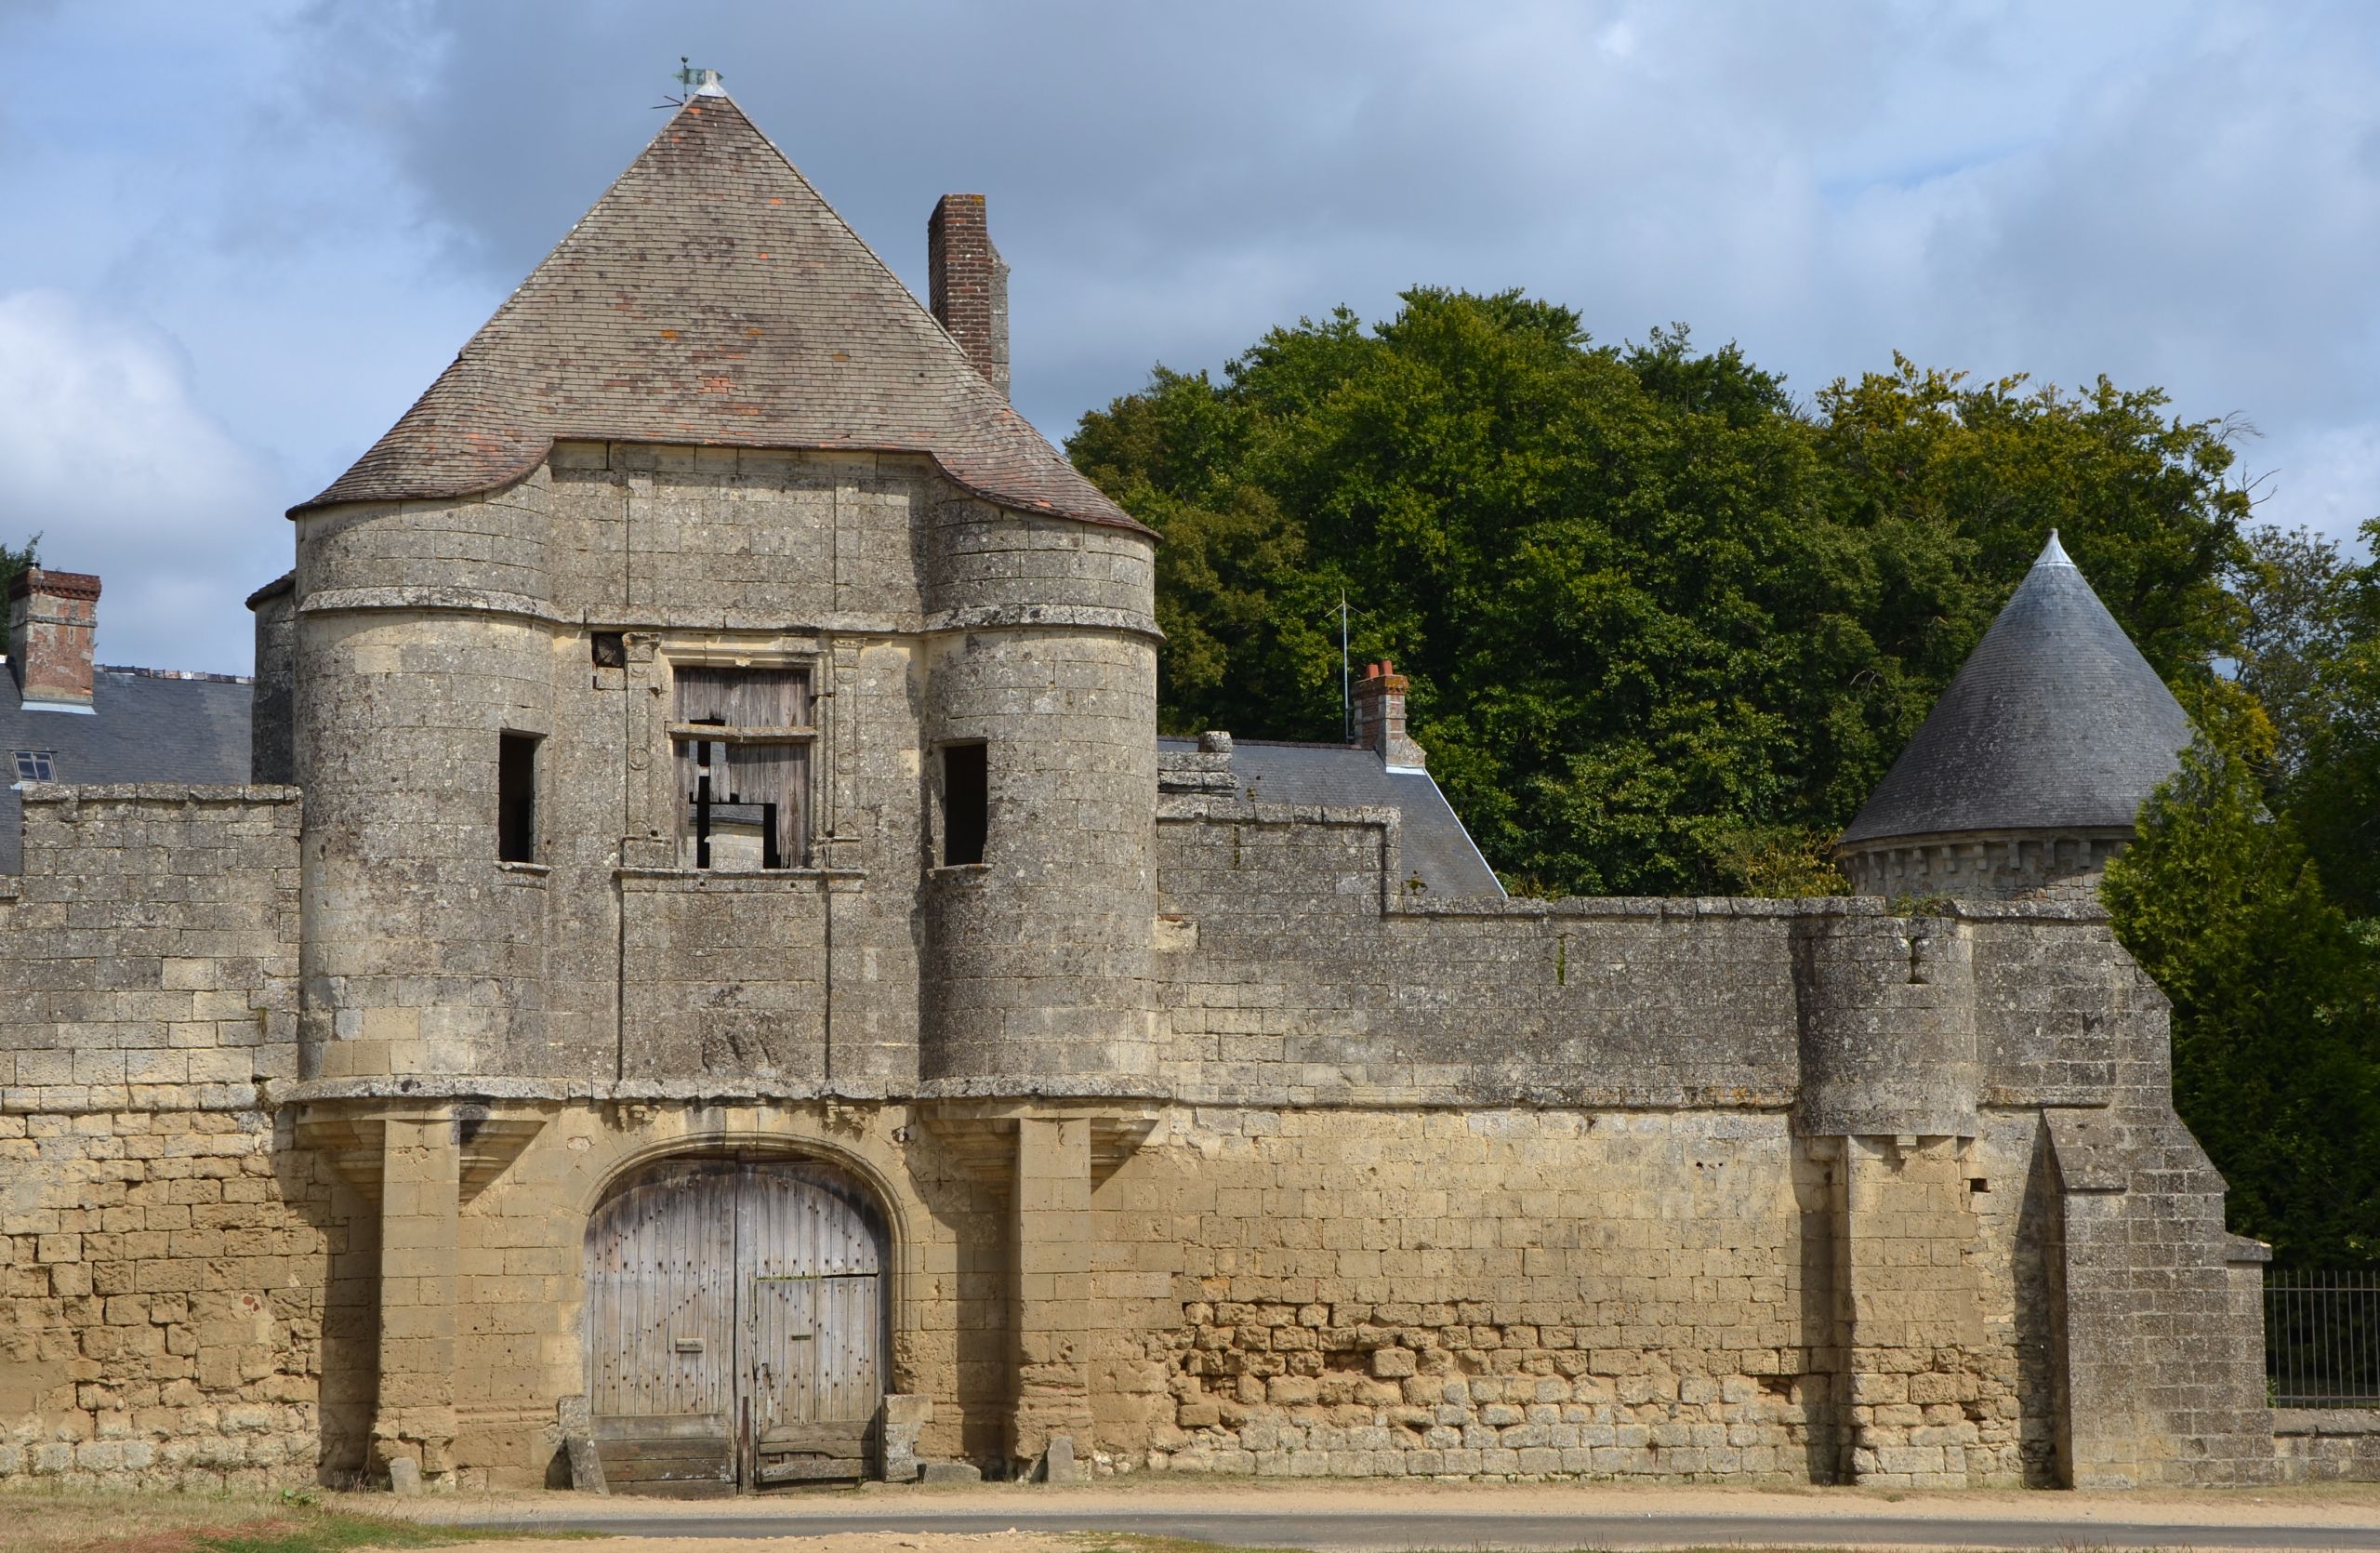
[292,93,1144,534]
[1840,536,2195,844]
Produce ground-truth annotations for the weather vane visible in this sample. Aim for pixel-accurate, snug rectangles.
[655,56,717,109]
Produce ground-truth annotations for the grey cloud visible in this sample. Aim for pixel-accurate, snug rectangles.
[0,290,280,675]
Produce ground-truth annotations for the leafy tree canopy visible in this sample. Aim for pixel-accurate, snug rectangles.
[1070,289,2252,896]
[0,534,37,604]
[2104,738,2380,1265]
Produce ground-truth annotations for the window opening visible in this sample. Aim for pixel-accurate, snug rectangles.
[673,666,811,869]
[12,750,53,782]
[590,631,626,669]
[497,733,539,863]
[941,742,987,867]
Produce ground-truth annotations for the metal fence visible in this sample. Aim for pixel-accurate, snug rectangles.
[2267,1269,2380,1407]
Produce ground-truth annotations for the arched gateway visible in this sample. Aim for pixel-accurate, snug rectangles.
[585,1156,889,1493]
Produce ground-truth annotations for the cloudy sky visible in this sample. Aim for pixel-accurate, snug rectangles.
[4,1,2377,673]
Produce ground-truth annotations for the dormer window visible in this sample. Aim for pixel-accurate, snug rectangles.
[672,666,811,869]
[12,750,52,782]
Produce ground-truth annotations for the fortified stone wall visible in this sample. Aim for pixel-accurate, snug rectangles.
[1143,798,2276,1486]
[1078,1106,2058,1484]
[1150,799,2144,1113]
[0,786,341,1489]
[0,476,2301,1490]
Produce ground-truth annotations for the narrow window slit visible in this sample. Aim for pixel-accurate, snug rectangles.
[497,732,539,863]
[941,742,987,867]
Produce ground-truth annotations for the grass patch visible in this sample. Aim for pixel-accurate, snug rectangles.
[0,1487,600,1553]
[191,1508,460,1553]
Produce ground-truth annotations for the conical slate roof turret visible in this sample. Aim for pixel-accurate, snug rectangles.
[1840,533,2194,846]
[292,82,1141,532]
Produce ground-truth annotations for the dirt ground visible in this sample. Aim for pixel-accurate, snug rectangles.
[393,1475,2380,1531]
[390,1477,2380,1553]
[11,1478,2380,1553]
[428,1539,1083,1553]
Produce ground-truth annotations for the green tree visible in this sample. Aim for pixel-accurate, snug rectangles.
[1071,294,2251,896]
[0,534,37,604]
[2269,517,2380,918]
[2232,524,2352,782]
[2103,741,2380,1265]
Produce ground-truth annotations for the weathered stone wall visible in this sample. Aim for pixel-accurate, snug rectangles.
[0,787,301,1115]
[1101,1107,1836,1481]
[1064,1106,2060,1485]
[1141,799,2276,1485]
[1840,830,2130,905]
[289,446,1160,1094]
[1151,801,1801,1106]
[0,785,341,1489]
[0,1108,356,1490]
[2274,1410,2380,1481]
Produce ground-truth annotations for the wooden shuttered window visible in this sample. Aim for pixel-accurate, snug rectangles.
[673,666,812,869]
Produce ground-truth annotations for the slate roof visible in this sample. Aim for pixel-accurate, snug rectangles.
[1840,533,2194,846]
[1163,737,1505,898]
[0,668,253,873]
[293,85,1143,534]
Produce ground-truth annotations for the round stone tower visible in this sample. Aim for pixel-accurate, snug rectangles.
[1836,531,2195,903]
[915,504,1162,1088]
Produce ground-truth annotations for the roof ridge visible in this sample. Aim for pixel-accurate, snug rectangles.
[98,665,255,684]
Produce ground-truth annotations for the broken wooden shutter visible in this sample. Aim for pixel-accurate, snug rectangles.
[672,667,812,869]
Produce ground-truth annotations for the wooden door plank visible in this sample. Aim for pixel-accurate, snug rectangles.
[759,1420,872,1452]
[590,1157,889,1497]
[755,1456,869,1483]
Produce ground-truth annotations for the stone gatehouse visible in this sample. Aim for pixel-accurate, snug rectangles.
[0,76,2318,1494]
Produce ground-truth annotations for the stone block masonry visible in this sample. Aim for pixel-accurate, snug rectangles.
[0,785,334,1488]
[0,786,300,1118]
[0,1108,346,1488]
[0,767,2290,1490]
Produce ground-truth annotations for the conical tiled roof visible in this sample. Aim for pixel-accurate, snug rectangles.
[1839,533,2195,845]
[292,87,1143,532]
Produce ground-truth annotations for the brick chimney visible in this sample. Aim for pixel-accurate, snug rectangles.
[928,193,1010,399]
[8,567,100,710]
[1352,660,1426,771]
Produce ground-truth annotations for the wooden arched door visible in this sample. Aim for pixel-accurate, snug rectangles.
[585,1157,887,1493]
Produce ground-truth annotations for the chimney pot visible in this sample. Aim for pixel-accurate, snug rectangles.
[928,193,1011,399]
[8,567,101,710]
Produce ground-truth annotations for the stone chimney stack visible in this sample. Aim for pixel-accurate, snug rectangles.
[928,193,1011,399]
[8,567,100,710]
[1351,660,1427,771]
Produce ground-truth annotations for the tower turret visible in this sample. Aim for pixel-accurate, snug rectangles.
[1837,532,2195,903]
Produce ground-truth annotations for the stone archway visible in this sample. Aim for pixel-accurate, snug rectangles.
[584,1153,890,1494]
